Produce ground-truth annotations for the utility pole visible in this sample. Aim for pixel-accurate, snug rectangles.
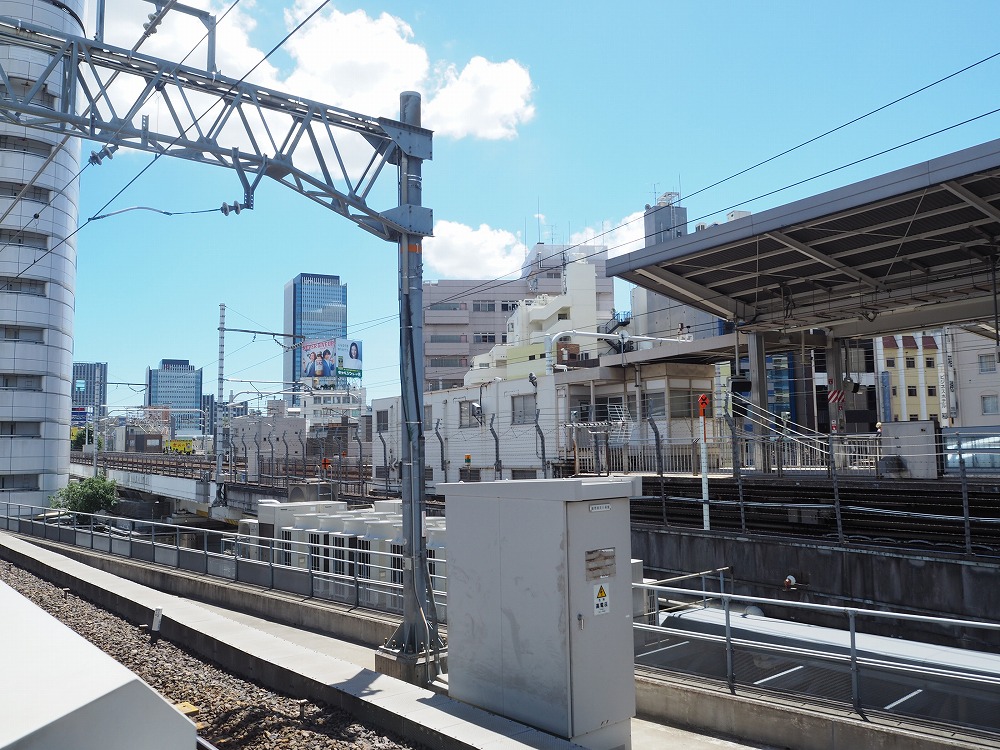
[376,92,439,683]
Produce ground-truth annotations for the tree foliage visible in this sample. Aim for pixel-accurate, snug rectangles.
[51,475,118,514]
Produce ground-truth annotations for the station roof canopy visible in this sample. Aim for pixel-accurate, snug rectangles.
[608,139,1000,340]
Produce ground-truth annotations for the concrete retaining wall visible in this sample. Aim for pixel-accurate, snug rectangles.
[635,674,979,750]
[6,536,399,648]
[633,528,1000,648]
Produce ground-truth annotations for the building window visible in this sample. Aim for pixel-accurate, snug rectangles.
[0,276,44,295]
[925,357,935,368]
[905,357,916,369]
[501,300,519,312]
[429,357,465,368]
[473,332,496,344]
[472,300,495,312]
[909,414,918,421]
[557,312,569,320]
[0,473,39,490]
[669,389,710,418]
[501,334,508,344]
[429,334,464,343]
[0,135,51,157]
[983,395,999,416]
[927,386,936,397]
[891,386,897,396]
[907,386,917,397]
[643,392,666,417]
[511,393,536,425]
[459,467,481,482]
[0,229,47,249]
[459,400,479,428]
[0,422,40,437]
[376,410,389,433]
[545,271,561,278]
[930,413,938,422]
[511,469,537,479]
[428,302,462,311]
[0,182,48,202]
[886,358,895,368]
[980,354,998,374]
[423,404,432,426]
[1,326,43,343]
[0,374,41,390]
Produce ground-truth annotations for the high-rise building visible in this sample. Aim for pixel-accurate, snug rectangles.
[631,192,725,340]
[0,0,84,506]
[71,363,108,426]
[283,273,348,388]
[422,243,614,391]
[145,359,203,437]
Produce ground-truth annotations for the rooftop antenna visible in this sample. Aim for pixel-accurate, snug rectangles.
[536,197,541,244]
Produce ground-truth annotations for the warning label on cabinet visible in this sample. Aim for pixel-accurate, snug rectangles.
[594,583,610,615]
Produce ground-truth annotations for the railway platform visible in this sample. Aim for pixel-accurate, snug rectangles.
[2,530,993,750]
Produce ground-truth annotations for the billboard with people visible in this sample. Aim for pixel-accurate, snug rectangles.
[301,338,362,383]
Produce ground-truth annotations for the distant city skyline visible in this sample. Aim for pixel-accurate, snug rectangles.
[67,2,1000,407]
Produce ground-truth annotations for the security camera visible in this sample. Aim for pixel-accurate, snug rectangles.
[471,402,482,415]
[528,372,537,388]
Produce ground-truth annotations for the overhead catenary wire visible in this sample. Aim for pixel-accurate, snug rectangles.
[0,0,248,290]
[93,37,1000,394]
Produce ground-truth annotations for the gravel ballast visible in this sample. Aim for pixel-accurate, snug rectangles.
[1,561,424,750]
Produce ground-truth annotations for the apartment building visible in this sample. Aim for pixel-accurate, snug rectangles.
[423,243,613,391]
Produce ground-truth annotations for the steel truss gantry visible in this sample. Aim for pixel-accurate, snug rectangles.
[0,12,436,679]
[0,14,432,240]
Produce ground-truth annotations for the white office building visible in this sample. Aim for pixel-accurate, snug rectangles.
[0,0,84,507]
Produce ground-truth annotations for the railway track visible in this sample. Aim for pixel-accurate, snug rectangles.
[634,475,1000,557]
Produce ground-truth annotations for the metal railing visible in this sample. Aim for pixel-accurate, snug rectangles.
[3,501,998,739]
[0,502,442,620]
[635,579,1000,737]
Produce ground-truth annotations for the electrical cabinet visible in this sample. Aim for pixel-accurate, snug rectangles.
[442,477,638,750]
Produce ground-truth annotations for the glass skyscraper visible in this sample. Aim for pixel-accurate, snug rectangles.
[283,273,348,387]
[145,359,204,437]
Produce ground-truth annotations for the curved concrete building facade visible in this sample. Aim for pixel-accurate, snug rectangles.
[0,0,84,507]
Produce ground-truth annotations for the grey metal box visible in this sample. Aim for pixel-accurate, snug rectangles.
[442,477,637,750]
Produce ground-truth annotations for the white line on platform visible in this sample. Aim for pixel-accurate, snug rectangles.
[884,689,923,710]
[754,665,804,686]
[642,641,691,657]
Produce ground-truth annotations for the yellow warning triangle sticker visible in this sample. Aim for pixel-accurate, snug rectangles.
[597,585,607,598]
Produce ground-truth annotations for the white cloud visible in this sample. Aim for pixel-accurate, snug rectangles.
[424,220,527,278]
[280,5,428,118]
[568,210,647,258]
[96,3,534,142]
[424,57,535,140]
[89,0,536,201]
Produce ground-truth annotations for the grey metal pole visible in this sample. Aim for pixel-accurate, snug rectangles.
[724,596,735,694]
[489,414,502,479]
[958,434,972,554]
[385,91,435,667]
[849,610,861,714]
[354,429,363,496]
[434,419,447,483]
[215,304,225,488]
[830,432,844,544]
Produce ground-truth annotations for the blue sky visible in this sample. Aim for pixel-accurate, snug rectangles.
[72,1,1000,408]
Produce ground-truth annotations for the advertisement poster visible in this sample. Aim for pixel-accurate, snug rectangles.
[336,339,363,378]
[302,339,363,384]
